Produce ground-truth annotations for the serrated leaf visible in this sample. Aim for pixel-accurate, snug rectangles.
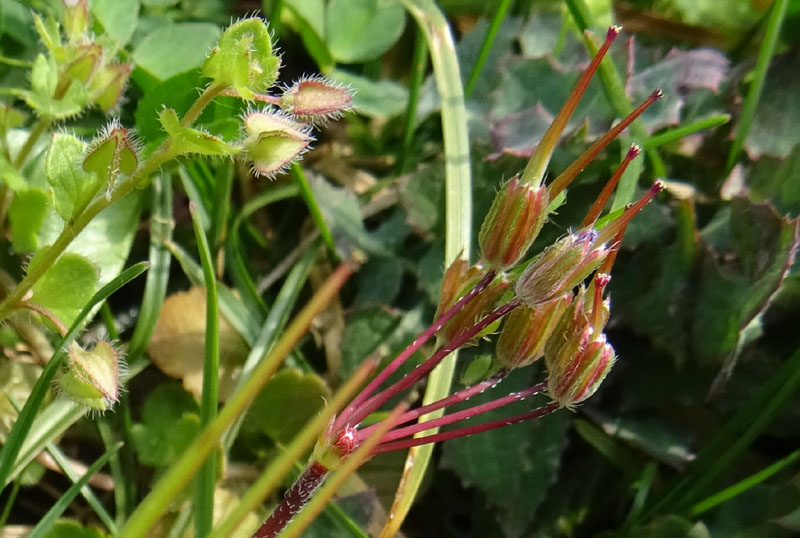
[694,199,799,364]
[29,252,99,327]
[131,382,201,467]
[132,22,221,91]
[158,108,240,157]
[21,81,90,120]
[147,287,250,401]
[441,371,571,536]
[91,0,139,48]
[45,132,100,220]
[245,368,330,445]
[326,0,405,63]
[8,187,51,252]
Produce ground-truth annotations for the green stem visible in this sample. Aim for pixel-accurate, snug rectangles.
[726,0,788,170]
[14,120,49,168]
[182,84,226,128]
[190,202,221,538]
[464,0,513,98]
[290,163,337,256]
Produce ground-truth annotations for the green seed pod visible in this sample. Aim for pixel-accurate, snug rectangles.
[547,332,616,408]
[88,63,131,113]
[479,175,549,269]
[515,230,609,306]
[495,293,572,369]
[62,0,88,42]
[280,76,352,124]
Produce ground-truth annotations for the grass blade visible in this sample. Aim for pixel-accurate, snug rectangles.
[643,114,731,150]
[647,344,800,517]
[464,0,513,98]
[397,27,428,174]
[726,0,788,170]
[0,262,149,490]
[291,163,337,256]
[27,442,122,538]
[190,202,221,537]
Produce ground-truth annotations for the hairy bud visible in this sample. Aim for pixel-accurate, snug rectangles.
[515,230,609,306]
[89,63,131,112]
[63,0,88,42]
[479,175,549,269]
[547,330,616,408]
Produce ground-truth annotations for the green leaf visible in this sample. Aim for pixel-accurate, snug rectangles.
[29,252,99,328]
[20,80,90,120]
[132,22,221,90]
[8,188,51,252]
[284,0,333,69]
[399,162,445,236]
[30,53,56,97]
[37,189,142,288]
[0,154,27,192]
[134,71,205,148]
[41,520,108,538]
[131,382,201,467]
[329,69,408,118]
[45,132,100,220]
[326,0,406,63]
[245,368,330,445]
[91,0,139,48]
[158,108,240,157]
[0,360,41,441]
[441,371,571,536]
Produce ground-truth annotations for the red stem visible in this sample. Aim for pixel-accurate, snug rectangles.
[581,144,640,227]
[357,370,510,440]
[252,461,329,538]
[373,381,547,444]
[334,270,498,431]
[372,402,561,455]
[345,299,521,428]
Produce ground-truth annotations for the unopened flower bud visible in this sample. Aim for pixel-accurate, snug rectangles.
[242,109,313,178]
[436,262,509,345]
[515,230,610,306]
[496,293,571,369]
[57,340,123,411]
[89,63,131,112]
[63,0,88,42]
[547,331,616,408]
[479,175,549,269]
[280,76,352,124]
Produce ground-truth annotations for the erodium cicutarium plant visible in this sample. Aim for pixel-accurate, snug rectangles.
[252,26,666,538]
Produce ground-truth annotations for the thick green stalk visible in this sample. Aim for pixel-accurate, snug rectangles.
[382,2,472,536]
